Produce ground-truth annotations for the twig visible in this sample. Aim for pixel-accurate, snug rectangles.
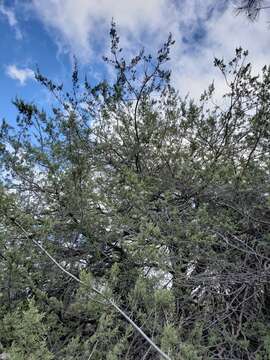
[88,341,98,359]
[10,217,172,360]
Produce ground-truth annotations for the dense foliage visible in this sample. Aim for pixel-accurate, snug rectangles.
[0,24,269,359]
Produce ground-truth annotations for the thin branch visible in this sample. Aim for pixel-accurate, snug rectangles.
[88,340,98,359]
[9,217,172,360]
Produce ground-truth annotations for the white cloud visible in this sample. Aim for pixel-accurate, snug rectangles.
[6,65,35,85]
[171,1,270,100]
[31,0,177,61]
[29,0,270,99]
[0,3,22,39]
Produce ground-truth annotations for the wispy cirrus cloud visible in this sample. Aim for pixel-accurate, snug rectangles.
[30,0,176,61]
[6,65,35,85]
[28,0,270,99]
[0,2,22,39]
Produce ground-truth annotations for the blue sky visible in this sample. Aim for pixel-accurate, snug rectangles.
[1,0,270,123]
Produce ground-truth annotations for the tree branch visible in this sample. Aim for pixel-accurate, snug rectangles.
[9,217,172,360]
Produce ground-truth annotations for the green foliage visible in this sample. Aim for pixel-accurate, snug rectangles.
[3,300,53,360]
[0,25,269,359]
[161,324,179,358]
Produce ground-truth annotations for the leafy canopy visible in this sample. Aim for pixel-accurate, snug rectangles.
[0,23,270,359]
